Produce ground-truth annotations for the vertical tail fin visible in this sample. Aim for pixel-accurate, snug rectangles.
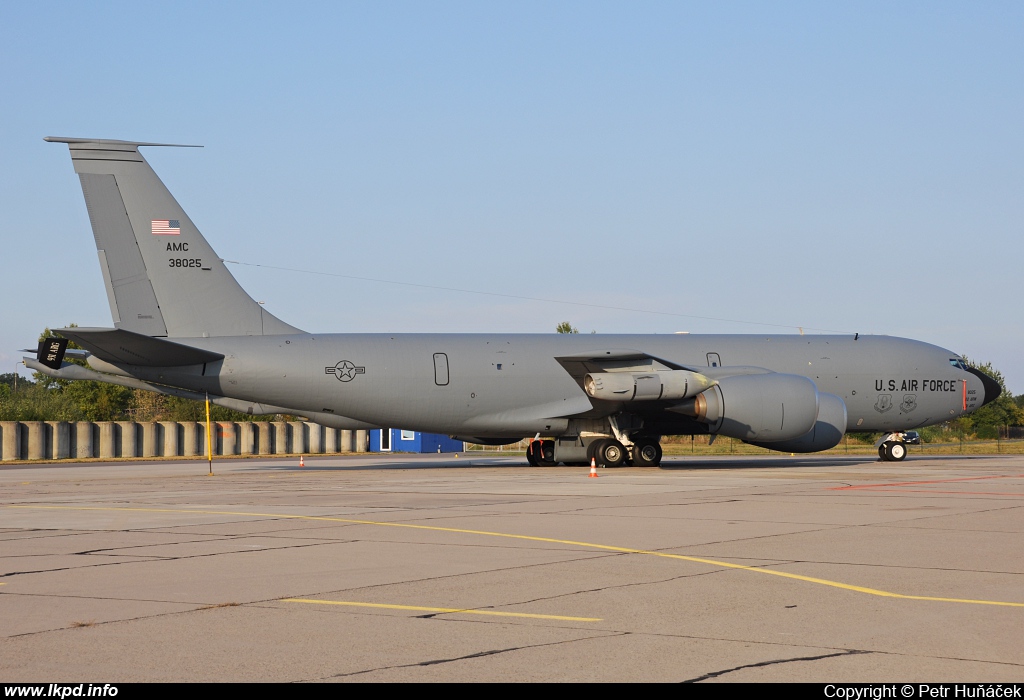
[46,137,301,338]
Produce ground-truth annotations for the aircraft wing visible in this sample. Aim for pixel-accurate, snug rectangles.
[56,327,224,367]
[552,350,772,420]
[553,348,697,391]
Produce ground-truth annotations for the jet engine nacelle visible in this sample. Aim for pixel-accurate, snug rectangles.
[672,373,820,442]
[584,370,714,403]
[747,392,847,453]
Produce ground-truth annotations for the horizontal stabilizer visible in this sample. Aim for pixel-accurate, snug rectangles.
[44,136,202,148]
[24,357,378,430]
[57,327,223,367]
[20,347,89,359]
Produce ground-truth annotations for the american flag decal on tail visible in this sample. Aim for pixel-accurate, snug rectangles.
[151,219,181,235]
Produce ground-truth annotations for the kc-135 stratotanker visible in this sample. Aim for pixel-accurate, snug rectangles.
[29,137,1000,466]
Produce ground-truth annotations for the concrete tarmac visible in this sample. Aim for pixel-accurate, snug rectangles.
[1,452,1022,682]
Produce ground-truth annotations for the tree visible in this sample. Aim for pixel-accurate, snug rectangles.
[27,325,134,419]
[962,359,1024,438]
[0,373,31,391]
[556,322,579,334]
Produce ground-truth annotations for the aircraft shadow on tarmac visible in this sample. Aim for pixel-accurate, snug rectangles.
[251,451,1008,473]
[249,454,894,472]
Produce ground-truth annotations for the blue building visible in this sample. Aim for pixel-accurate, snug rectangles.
[369,429,464,454]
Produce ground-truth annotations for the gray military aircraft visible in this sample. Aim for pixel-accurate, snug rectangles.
[28,137,1001,465]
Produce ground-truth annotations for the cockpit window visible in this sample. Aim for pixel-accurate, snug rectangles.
[949,358,968,371]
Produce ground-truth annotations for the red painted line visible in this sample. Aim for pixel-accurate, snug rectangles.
[843,488,1024,497]
[830,474,1024,491]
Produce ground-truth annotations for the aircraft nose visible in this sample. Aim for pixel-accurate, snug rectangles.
[966,366,1002,407]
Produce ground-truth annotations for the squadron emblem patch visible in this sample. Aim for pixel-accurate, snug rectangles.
[326,360,365,382]
[900,394,918,413]
[874,394,893,413]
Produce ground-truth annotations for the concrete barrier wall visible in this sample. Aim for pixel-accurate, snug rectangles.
[182,422,200,457]
[238,422,255,455]
[116,422,137,458]
[49,422,70,460]
[141,422,158,458]
[2,421,21,461]
[75,422,94,459]
[97,422,115,459]
[0,420,356,461]
[256,422,271,455]
[273,422,288,455]
[160,421,179,458]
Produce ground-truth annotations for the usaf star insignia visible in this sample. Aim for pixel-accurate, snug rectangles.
[326,360,366,382]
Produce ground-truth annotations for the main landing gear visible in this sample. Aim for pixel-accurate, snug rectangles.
[590,438,627,467]
[527,436,664,467]
[631,438,663,467]
[526,440,556,466]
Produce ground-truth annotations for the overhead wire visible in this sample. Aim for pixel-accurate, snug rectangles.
[223,259,854,334]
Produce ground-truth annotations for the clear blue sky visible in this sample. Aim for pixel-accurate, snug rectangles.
[2,2,1022,391]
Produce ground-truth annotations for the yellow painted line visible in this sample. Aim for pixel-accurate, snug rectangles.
[282,598,600,621]
[9,504,1024,608]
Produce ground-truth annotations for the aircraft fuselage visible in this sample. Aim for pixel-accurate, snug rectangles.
[112,332,982,438]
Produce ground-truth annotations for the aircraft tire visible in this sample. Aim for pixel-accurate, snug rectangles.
[632,440,662,467]
[538,439,558,466]
[526,442,539,466]
[878,444,888,461]
[597,439,627,467]
[886,441,907,461]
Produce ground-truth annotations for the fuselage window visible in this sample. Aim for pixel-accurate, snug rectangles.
[433,353,450,386]
[949,358,968,371]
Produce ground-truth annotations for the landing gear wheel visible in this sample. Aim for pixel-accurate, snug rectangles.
[538,439,557,466]
[596,439,627,467]
[632,440,662,467]
[886,441,907,461]
[526,442,539,466]
[878,444,887,460]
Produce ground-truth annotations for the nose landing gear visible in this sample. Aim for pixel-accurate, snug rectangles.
[879,441,906,461]
[876,432,919,462]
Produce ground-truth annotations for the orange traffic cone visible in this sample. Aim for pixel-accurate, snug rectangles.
[589,457,598,478]
[299,455,305,468]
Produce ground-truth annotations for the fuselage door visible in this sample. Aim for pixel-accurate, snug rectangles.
[707,353,721,368]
